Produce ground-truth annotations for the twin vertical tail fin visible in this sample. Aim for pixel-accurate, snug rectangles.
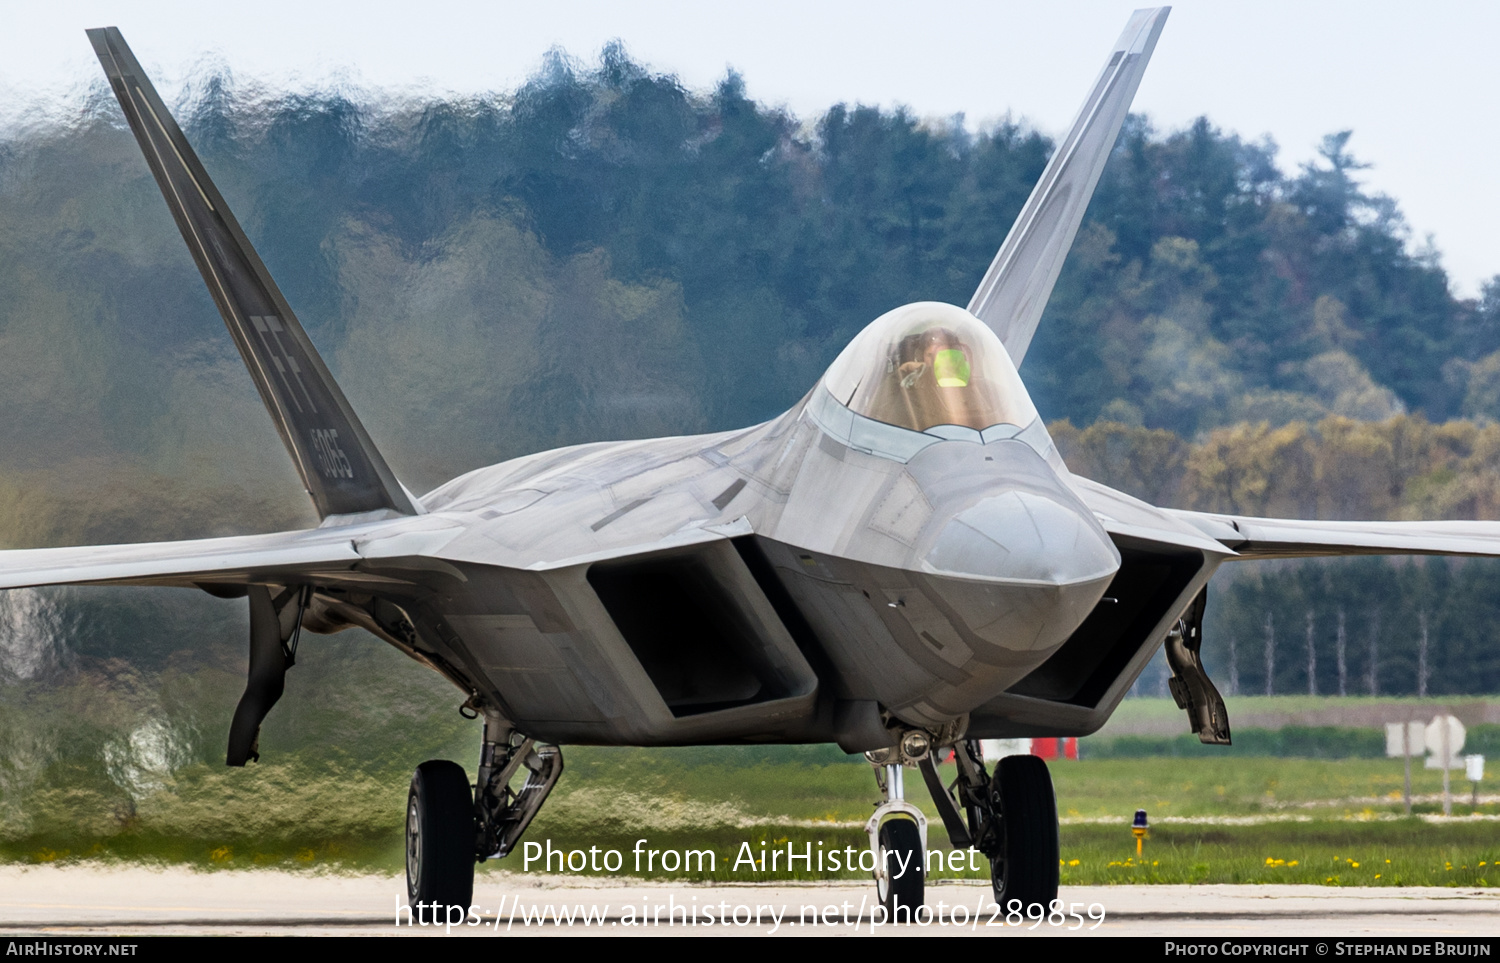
[87,27,417,521]
[968,7,1170,367]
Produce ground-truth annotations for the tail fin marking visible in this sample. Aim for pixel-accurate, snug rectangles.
[87,27,417,520]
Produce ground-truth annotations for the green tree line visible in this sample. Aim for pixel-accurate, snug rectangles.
[3,47,1498,548]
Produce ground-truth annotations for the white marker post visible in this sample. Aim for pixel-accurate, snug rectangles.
[1466,754,1485,810]
[1424,715,1466,817]
[1386,721,1425,815]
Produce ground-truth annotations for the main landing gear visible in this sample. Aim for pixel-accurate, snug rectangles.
[866,732,1059,917]
[403,712,564,909]
[406,761,475,907]
[986,753,1060,907]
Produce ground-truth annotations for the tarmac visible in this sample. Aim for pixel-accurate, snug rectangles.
[1,865,1497,936]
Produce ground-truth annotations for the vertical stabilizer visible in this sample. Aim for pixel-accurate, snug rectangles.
[967,7,1169,367]
[88,28,417,520]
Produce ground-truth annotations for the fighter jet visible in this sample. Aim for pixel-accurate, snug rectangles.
[5,7,1499,915]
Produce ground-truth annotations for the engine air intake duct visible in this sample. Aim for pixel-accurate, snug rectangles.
[588,550,807,717]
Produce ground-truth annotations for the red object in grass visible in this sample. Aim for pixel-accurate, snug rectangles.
[1030,737,1078,760]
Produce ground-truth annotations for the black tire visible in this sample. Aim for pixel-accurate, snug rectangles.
[989,754,1058,913]
[406,760,476,910]
[877,818,925,917]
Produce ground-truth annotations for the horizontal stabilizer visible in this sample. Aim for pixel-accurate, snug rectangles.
[968,7,1169,366]
[87,28,416,520]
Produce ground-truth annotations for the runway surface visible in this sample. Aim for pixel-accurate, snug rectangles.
[1,865,1496,936]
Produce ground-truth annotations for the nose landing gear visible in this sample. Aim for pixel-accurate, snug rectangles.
[865,760,928,914]
[868,735,1059,916]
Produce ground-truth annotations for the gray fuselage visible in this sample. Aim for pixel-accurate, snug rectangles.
[341,366,1195,752]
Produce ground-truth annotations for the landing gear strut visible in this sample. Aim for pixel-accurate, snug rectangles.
[403,712,564,910]
[474,713,563,860]
[871,733,1060,914]
[865,759,927,914]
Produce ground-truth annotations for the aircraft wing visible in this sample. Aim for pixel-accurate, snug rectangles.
[1163,508,1500,561]
[0,516,470,593]
[968,7,1168,366]
[1068,474,1234,555]
[1069,474,1500,560]
[0,530,357,592]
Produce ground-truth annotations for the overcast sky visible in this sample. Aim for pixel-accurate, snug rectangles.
[3,0,1496,297]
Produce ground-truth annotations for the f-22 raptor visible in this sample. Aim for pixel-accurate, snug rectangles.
[5,8,1495,913]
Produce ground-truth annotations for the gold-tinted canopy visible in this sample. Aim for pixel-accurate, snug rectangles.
[823,303,1039,433]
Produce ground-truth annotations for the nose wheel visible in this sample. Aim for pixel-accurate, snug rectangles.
[876,818,925,913]
[865,760,928,917]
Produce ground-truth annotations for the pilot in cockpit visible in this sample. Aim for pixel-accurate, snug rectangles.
[823,302,1040,436]
[894,326,973,390]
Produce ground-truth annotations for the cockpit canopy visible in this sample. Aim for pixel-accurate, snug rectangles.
[823,302,1039,434]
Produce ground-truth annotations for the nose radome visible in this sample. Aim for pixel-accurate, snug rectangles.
[924,490,1119,585]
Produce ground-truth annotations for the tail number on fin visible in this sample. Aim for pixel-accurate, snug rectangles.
[310,428,355,480]
[249,315,318,414]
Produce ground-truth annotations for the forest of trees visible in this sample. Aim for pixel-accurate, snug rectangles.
[3,47,1500,695]
[1201,554,1500,700]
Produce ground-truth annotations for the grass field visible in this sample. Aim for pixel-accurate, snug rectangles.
[7,743,1497,887]
[1094,695,1500,737]
[6,668,1496,885]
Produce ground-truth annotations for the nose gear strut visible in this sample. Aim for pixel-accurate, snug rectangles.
[879,730,1061,913]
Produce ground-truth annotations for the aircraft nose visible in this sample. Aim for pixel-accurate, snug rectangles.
[924,489,1119,586]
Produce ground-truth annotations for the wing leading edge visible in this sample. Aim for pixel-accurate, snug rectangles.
[1167,509,1500,561]
[968,7,1169,367]
[1068,475,1500,562]
[87,28,416,521]
[0,528,363,593]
